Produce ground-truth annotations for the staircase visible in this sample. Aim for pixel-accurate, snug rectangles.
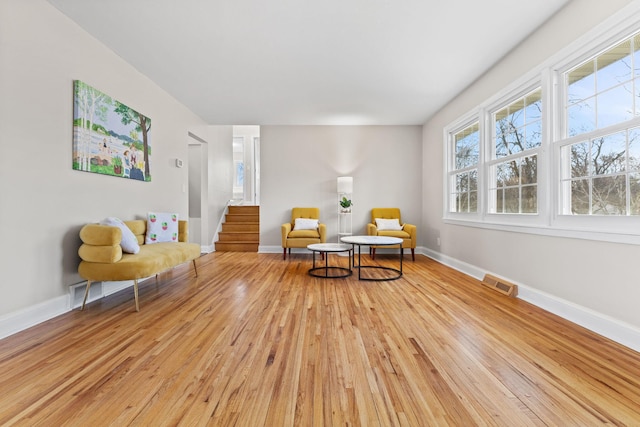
[215,205,259,252]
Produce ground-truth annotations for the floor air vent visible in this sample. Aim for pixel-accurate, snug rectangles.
[481,274,518,297]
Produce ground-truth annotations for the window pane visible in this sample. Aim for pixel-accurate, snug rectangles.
[567,98,596,136]
[591,132,626,175]
[568,61,595,103]
[570,141,589,178]
[457,193,469,212]
[524,92,542,121]
[454,123,479,169]
[521,155,537,185]
[522,185,537,213]
[469,169,478,192]
[596,84,633,128]
[507,99,525,129]
[495,188,504,213]
[596,40,632,92]
[571,179,590,214]
[525,120,542,149]
[629,127,640,171]
[495,129,523,157]
[469,191,478,212]
[497,160,519,187]
[631,174,640,214]
[592,175,626,214]
[456,173,468,192]
[504,188,520,213]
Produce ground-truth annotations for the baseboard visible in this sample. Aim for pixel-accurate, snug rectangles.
[0,294,70,340]
[419,247,640,353]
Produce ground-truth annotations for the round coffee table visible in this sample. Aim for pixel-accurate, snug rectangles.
[307,243,353,278]
[340,235,403,281]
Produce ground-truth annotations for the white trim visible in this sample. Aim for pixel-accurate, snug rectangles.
[0,295,69,340]
[419,246,640,353]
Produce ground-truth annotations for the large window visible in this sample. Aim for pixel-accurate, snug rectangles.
[449,122,479,213]
[444,9,640,242]
[560,32,640,216]
[489,88,541,214]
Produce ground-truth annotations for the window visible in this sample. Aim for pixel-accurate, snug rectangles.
[560,32,640,216]
[449,122,479,213]
[443,7,640,243]
[489,88,542,214]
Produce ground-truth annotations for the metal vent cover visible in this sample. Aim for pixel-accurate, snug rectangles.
[482,274,518,297]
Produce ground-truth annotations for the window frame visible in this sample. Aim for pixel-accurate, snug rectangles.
[443,113,483,221]
[486,85,545,218]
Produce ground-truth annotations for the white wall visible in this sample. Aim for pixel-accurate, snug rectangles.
[0,1,211,321]
[260,126,422,249]
[203,126,234,247]
[422,0,640,342]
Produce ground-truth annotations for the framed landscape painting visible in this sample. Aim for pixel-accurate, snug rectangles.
[73,80,152,181]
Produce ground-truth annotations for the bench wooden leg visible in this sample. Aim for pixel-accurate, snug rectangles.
[81,280,92,310]
[133,279,140,312]
[192,259,198,277]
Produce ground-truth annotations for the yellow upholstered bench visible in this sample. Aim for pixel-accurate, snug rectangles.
[78,219,201,311]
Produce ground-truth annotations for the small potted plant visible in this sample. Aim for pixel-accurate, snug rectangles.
[339,196,353,213]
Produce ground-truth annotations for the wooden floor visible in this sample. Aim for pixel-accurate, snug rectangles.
[1,252,639,426]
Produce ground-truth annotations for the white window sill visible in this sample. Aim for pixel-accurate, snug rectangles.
[443,216,640,246]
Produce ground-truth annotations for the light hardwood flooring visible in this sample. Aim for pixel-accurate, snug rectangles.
[0,252,639,426]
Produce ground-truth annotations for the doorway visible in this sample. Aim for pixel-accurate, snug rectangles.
[232,126,260,205]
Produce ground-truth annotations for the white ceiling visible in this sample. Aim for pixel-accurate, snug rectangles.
[48,0,571,125]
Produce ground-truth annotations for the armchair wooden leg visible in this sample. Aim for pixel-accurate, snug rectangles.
[81,280,92,310]
[283,248,287,260]
[372,248,376,260]
[133,279,140,312]
[411,248,415,261]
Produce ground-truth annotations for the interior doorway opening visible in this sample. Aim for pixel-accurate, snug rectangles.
[232,126,260,205]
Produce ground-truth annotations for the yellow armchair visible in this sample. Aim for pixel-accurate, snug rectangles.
[367,207,416,261]
[281,207,326,260]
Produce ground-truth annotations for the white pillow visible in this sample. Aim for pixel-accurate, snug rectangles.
[375,218,403,231]
[145,212,179,244]
[293,218,319,230]
[100,217,140,254]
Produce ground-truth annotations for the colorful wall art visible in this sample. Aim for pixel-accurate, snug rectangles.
[73,80,152,181]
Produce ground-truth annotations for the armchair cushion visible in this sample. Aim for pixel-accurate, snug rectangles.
[375,218,403,231]
[293,218,319,230]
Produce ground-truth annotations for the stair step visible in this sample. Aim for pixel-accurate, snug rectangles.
[228,205,259,215]
[215,242,259,252]
[222,222,259,232]
[216,205,260,252]
[226,214,259,223]
[218,231,259,242]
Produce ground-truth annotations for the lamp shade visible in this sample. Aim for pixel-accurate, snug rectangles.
[337,176,353,194]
